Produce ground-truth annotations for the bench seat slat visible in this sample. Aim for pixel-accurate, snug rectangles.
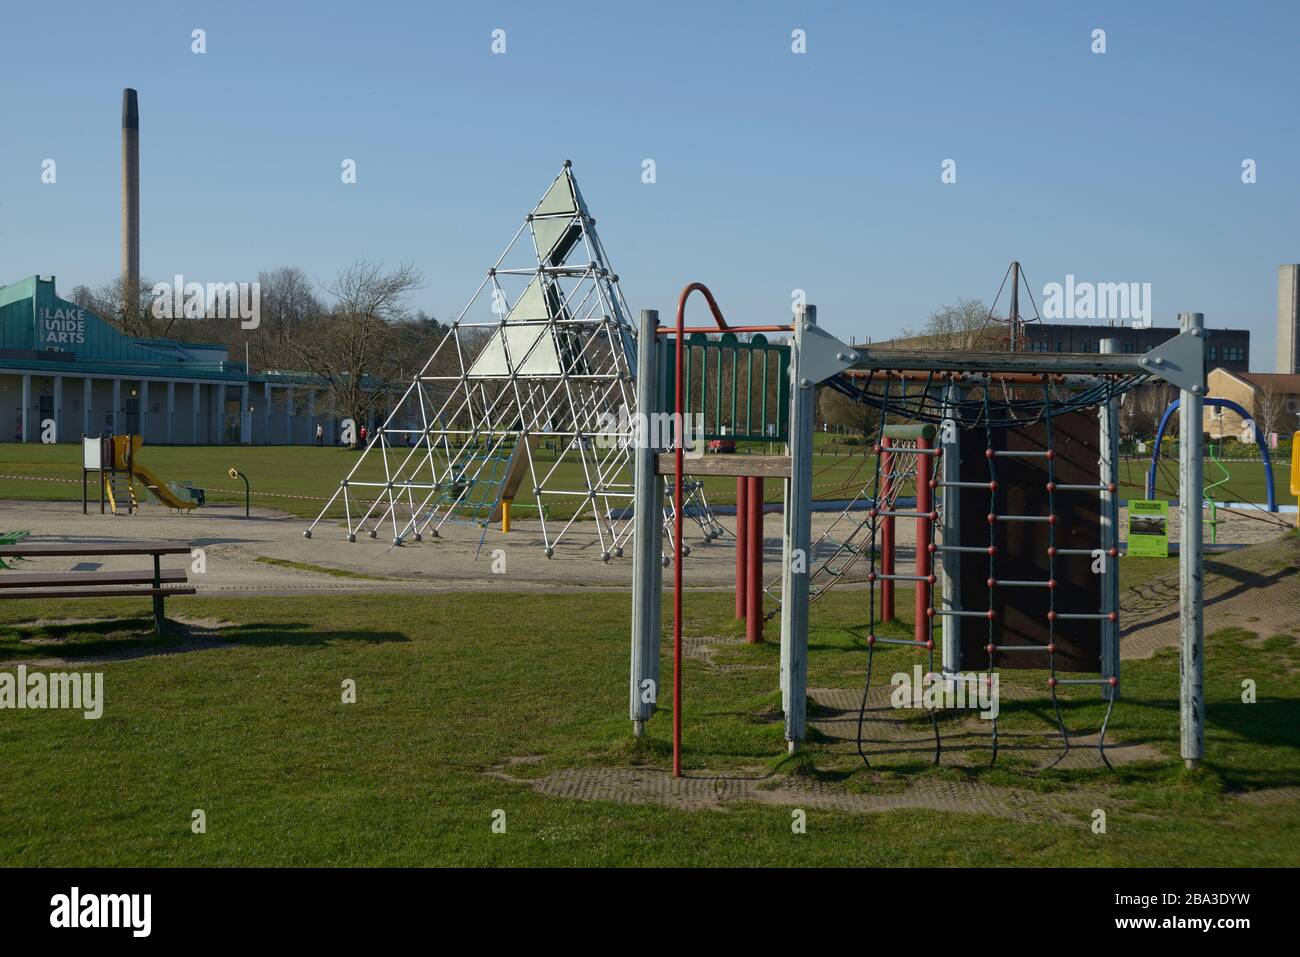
[0,541,192,558]
[0,569,187,588]
[0,587,197,600]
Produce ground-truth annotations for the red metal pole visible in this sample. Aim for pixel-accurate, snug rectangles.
[914,436,933,644]
[746,476,763,643]
[880,437,895,621]
[670,282,794,778]
[735,477,748,619]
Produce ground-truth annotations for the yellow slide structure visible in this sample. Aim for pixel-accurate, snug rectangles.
[107,435,197,512]
[131,463,197,511]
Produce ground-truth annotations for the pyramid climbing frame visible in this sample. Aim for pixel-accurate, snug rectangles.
[305,163,714,559]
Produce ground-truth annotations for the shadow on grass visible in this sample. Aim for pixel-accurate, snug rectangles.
[0,616,410,662]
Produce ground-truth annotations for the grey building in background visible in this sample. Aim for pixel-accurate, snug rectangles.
[1023,322,1250,373]
[1278,264,1299,374]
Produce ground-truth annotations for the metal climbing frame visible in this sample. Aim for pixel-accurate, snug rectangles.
[631,298,1209,775]
[303,163,721,561]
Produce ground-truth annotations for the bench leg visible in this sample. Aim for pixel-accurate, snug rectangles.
[153,555,164,637]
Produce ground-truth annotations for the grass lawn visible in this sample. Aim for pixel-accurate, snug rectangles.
[1,568,1297,867]
[0,443,1287,525]
[0,442,877,521]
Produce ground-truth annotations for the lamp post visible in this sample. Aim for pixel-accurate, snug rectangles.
[228,467,250,517]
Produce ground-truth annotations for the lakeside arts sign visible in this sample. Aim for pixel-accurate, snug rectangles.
[37,306,88,346]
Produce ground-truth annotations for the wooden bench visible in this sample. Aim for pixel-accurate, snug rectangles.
[0,540,196,636]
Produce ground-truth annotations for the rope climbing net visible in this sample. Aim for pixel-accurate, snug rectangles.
[852,371,1136,770]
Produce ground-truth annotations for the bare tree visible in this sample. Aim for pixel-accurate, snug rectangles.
[897,298,994,351]
[819,385,882,443]
[1253,379,1286,443]
[70,275,173,338]
[283,260,425,447]
[245,266,324,370]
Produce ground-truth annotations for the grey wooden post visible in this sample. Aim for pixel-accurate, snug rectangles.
[1178,313,1206,768]
[630,309,663,736]
[780,304,816,751]
[1100,338,1121,699]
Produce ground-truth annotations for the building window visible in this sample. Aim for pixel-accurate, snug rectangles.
[1209,346,1218,359]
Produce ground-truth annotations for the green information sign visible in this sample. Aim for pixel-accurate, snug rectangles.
[1128,499,1169,557]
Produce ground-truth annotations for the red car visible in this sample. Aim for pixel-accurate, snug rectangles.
[707,438,736,453]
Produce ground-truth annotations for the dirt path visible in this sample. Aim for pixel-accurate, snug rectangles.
[1121,533,1300,659]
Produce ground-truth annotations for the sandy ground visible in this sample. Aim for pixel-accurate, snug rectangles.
[0,498,1291,597]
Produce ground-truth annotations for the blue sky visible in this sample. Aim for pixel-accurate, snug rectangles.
[1,1,1296,367]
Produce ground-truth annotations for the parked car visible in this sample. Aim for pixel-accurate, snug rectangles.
[707,438,736,453]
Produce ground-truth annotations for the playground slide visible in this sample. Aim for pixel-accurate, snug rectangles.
[131,464,197,511]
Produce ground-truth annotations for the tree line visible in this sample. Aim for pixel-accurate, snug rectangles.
[70,262,485,445]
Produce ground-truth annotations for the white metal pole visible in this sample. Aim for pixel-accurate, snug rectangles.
[1178,313,1206,768]
[630,310,662,736]
[780,304,816,751]
[1100,338,1120,699]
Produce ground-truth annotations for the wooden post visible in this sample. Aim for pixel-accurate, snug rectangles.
[746,476,763,643]
[735,477,748,619]
[152,553,164,637]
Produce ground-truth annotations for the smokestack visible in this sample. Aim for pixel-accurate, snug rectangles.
[121,88,139,318]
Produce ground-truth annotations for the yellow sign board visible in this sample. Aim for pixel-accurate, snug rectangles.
[1292,432,1300,496]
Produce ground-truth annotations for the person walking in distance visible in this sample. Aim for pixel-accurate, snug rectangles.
[315,423,324,446]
